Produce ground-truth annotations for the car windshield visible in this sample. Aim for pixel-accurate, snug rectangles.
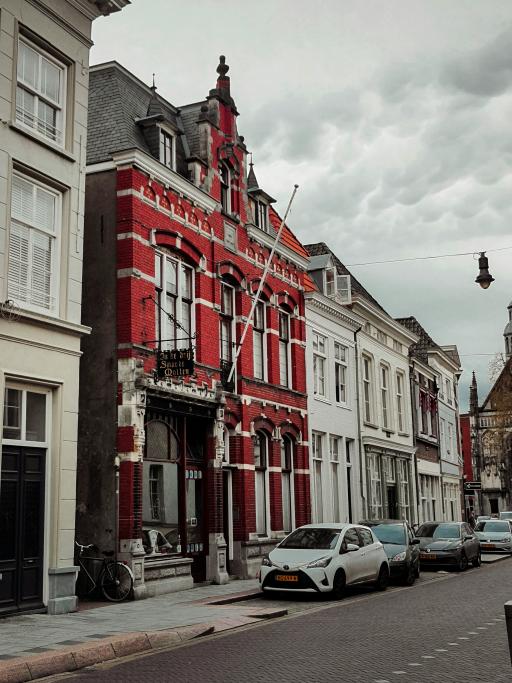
[475,521,510,533]
[279,528,340,550]
[368,524,406,545]
[416,523,461,540]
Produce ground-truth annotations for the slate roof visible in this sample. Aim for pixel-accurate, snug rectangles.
[304,243,388,314]
[179,102,203,159]
[87,62,183,166]
[396,316,459,368]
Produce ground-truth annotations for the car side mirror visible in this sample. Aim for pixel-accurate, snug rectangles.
[411,538,420,545]
[346,543,360,553]
[463,535,473,541]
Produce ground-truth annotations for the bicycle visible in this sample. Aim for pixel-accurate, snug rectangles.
[75,542,134,602]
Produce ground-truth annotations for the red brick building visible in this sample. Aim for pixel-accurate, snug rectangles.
[77,57,310,596]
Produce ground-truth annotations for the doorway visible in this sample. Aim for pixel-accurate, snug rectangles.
[222,469,233,574]
[0,447,46,615]
[489,498,499,515]
[387,486,398,519]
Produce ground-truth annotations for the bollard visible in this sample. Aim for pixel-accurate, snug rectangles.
[505,601,512,665]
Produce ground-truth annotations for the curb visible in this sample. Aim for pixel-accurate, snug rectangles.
[202,588,262,606]
[0,607,287,683]
[0,623,214,683]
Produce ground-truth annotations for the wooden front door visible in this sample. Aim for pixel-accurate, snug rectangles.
[0,447,45,615]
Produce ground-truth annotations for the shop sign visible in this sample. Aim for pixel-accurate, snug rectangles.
[157,348,194,378]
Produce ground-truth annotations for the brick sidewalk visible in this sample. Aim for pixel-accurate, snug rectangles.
[0,579,269,682]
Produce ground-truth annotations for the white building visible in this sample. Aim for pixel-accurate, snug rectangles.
[306,244,418,524]
[305,252,363,524]
[397,316,462,524]
[0,0,128,616]
[432,345,463,520]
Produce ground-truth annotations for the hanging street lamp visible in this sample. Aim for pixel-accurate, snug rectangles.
[475,251,495,289]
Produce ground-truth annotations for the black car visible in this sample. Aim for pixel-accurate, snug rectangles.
[359,520,420,585]
[416,521,481,571]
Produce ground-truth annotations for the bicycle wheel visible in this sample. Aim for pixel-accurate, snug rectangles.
[100,562,133,602]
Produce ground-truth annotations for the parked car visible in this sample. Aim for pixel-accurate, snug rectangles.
[416,521,481,571]
[259,523,389,598]
[499,511,512,522]
[475,519,512,553]
[476,515,491,524]
[359,520,420,586]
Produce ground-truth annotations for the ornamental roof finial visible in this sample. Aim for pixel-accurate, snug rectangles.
[217,55,229,78]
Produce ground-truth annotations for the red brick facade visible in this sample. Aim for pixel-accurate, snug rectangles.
[81,58,309,587]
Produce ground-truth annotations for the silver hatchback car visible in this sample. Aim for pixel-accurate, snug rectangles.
[475,519,512,553]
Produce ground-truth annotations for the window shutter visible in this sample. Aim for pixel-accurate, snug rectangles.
[35,186,55,232]
[31,230,52,309]
[8,223,30,302]
[336,274,351,304]
[12,175,34,224]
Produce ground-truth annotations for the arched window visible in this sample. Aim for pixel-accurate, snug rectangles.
[254,431,269,536]
[220,164,230,213]
[281,435,294,532]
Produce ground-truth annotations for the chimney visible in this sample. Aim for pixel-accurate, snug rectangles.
[216,55,230,99]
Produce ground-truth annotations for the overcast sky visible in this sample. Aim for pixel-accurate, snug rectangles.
[91,0,512,409]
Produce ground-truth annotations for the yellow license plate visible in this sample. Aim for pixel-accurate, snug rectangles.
[420,553,436,560]
[482,544,494,549]
[275,574,298,582]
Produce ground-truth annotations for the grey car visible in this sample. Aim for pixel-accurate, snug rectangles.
[416,521,481,571]
[475,520,512,553]
[359,520,420,585]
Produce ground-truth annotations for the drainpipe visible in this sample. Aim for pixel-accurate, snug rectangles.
[409,361,421,526]
[354,326,366,518]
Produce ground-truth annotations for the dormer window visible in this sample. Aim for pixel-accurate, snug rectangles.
[324,267,351,303]
[159,129,175,170]
[254,200,268,232]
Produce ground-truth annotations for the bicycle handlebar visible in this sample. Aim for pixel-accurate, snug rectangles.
[75,541,94,551]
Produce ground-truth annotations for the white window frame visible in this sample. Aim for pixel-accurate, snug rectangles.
[155,250,195,351]
[324,267,351,303]
[2,383,51,447]
[220,163,231,214]
[254,431,270,537]
[252,299,267,381]
[396,370,405,433]
[220,281,235,364]
[159,127,176,171]
[279,310,291,388]
[8,171,61,315]
[281,435,295,533]
[16,37,66,147]
[362,355,374,423]
[313,332,327,398]
[334,342,348,405]
[367,453,382,519]
[312,431,324,522]
[329,435,341,523]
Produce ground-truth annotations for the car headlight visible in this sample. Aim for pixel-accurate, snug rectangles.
[261,555,273,567]
[391,551,406,562]
[503,536,512,542]
[307,556,332,568]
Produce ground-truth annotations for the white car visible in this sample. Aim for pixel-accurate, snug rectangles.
[259,523,389,598]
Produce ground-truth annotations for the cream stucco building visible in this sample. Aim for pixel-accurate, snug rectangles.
[0,0,128,616]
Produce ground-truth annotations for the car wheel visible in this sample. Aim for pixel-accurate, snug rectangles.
[403,563,416,586]
[375,564,389,591]
[457,552,468,572]
[472,551,481,568]
[331,569,346,600]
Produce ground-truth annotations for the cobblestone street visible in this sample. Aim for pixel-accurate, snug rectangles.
[55,559,512,683]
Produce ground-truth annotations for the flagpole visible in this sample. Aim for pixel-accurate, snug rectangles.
[226,184,299,385]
